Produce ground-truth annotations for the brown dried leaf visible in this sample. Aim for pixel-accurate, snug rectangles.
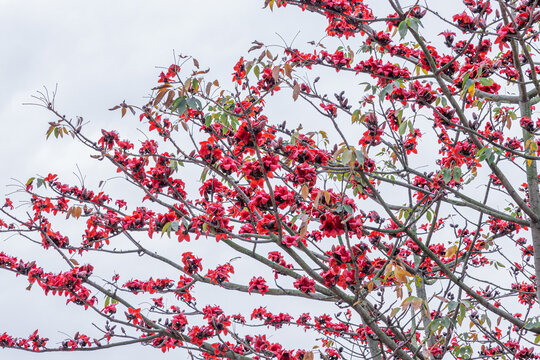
[301,184,309,200]
[292,82,301,101]
[396,286,403,299]
[206,82,212,96]
[332,147,345,161]
[299,223,308,239]
[394,272,407,284]
[65,207,73,220]
[304,352,314,360]
[70,258,80,266]
[314,191,322,208]
[153,89,168,106]
[272,66,280,82]
[152,84,172,90]
[411,298,423,311]
[192,69,210,76]
[193,58,200,68]
[164,90,175,108]
[367,281,374,293]
[284,62,293,78]
[434,295,449,303]
[249,41,264,53]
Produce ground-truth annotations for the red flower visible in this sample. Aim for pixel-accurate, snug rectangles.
[248,276,269,295]
[293,276,315,293]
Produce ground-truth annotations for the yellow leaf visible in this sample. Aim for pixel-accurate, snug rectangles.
[445,245,458,258]
[411,298,423,311]
[384,262,393,276]
[394,266,412,283]
[468,84,475,97]
[321,191,329,205]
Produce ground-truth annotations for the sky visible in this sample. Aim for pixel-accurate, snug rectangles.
[0,1,328,359]
[0,1,509,359]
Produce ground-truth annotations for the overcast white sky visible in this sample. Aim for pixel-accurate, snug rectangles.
[0,1,330,359]
[0,1,482,359]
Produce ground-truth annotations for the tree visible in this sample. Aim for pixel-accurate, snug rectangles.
[1,0,540,359]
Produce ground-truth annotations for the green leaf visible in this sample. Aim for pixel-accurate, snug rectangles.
[186,97,202,110]
[343,204,353,214]
[462,72,470,87]
[442,168,452,184]
[408,17,419,33]
[355,149,365,166]
[478,77,493,86]
[341,149,353,165]
[379,83,393,101]
[453,166,461,182]
[457,303,466,325]
[191,78,199,92]
[427,319,441,335]
[181,217,190,229]
[398,120,408,136]
[168,160,179,173]
[200,167,209,182]
[171,97,187,113]
[477,146,487,160]
[398,21,408,39]
[161,222,172,237]
[351,109,361,123]
[487,151,495,164]
[524,317,540,330]
[479,147,492,162]
[408,120,414,134]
